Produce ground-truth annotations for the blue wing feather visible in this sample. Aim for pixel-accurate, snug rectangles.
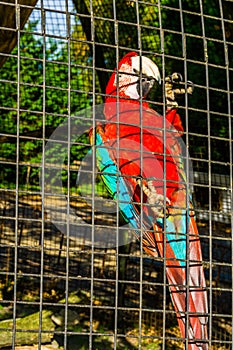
[94,133,150,232]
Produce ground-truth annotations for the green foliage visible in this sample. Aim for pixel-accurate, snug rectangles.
[0,22,92,189]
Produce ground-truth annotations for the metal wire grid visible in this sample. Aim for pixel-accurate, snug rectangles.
[0,0,232,349]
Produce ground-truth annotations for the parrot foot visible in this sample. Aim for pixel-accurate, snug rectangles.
[137,179,170,218]
[165,72,194,109]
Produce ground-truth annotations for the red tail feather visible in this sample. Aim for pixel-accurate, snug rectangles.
[146,218,208,349]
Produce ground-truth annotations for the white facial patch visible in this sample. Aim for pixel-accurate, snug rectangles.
[113,56,160,99]
[114,62,139,99]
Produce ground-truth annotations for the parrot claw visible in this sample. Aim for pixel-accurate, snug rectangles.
[136,179,170,218]
[187,80,194,94]
[165,72,194,109]
[165,72,183,84]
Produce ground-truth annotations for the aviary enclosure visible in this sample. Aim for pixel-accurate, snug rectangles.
[0,0,232,349]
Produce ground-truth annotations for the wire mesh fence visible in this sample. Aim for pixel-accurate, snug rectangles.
[0,0,232,349]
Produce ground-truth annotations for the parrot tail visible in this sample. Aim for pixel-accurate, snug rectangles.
[152,219,208,349]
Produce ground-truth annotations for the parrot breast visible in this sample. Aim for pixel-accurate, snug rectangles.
[103,101,185,203]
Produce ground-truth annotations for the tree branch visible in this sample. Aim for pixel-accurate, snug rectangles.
[0,0,38,68]
[72,0,109,94]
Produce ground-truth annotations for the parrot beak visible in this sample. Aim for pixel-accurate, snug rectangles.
[131,55,161,83]
[131,55,161,98]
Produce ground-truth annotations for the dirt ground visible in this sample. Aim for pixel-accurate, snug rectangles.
[0,191,232,349]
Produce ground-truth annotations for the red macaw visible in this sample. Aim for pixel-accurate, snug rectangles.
[90,52,208,349]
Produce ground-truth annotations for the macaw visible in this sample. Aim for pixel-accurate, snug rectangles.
[89,52,208,349]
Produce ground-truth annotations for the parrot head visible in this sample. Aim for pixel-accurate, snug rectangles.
[106,52,161,100]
